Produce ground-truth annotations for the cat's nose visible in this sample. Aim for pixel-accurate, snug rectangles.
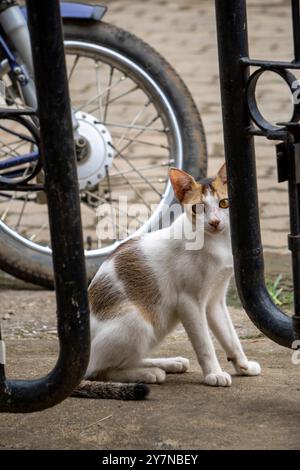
[209,219,220,229]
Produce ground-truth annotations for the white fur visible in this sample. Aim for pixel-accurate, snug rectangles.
[87,184,261,386]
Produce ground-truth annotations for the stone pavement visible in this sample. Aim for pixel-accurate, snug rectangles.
[1,0,300,450]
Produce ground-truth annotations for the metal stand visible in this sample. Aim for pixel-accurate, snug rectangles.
[0,0,90,412]
[215,0,300,347]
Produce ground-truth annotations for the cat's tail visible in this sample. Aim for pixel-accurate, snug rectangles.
[71,380,150,400]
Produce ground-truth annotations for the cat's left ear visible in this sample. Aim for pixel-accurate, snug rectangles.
[216,162,227,185]
[169,167,198,203]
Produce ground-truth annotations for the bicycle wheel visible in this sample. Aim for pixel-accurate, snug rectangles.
[0,20,207,288]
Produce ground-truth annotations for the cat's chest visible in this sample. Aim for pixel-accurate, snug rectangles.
[205,240,233,267]
[176,247,233,292]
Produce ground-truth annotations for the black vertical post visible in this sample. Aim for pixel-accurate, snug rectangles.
[25,0,89,330]
[285,133,300,340]
[0,0,90,412]
[290,1,300,340]
[291,0,300,62]
[0,328,5,393]
[215,0,294,347]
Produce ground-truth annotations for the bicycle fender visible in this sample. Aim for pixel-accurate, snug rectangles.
[21,3,107,22]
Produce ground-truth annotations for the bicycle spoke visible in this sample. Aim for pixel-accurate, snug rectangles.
[29,222,48,242]
[74,75,127,113]
[112,160,151,210]
[15,192,28,231]
[0,139,28,158]
[115,99,151,150]
[83,191,130,241]
[110,142,162,196]
[68,54,79,82]
[95,60,103,121]
[104,121,164,133]
[105,164,117,241]
[0,138,23,150]
[84,189,145,225]
[103,66,114,123]
[94,84,139,112]
[117,114,163,155]
[109,160,174,178]
[112,135,170,150]
[0,124,36,145]
[1,190,17,221]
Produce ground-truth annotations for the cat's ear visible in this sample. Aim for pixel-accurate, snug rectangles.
[169,167,198,203]
[216,162,227,185]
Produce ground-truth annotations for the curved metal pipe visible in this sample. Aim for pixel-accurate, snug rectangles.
[215,0,294,348]
[0,0,90,412]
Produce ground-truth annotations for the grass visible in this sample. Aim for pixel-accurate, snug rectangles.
[227,274,294,312]
[266,274,294,309]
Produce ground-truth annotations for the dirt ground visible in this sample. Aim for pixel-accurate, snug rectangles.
[0,252,299,450]
[1,0,300,450]
[0,289,300,450]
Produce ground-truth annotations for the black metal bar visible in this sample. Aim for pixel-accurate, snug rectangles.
[0,327,5,394]
[285,131,300,339]
[0,0,90,412]
[215,0,294,348]
[292,0,300,62]
[241,58,300,69]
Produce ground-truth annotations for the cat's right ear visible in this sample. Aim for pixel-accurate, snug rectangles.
[169,167,198,203]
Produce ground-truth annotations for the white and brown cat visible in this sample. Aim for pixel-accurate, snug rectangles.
[73,163,261,400]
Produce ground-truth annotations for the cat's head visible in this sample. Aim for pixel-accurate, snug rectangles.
[169,163,229,234]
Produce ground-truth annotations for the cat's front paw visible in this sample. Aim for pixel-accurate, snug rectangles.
[204,371,232,387]
[165,357,190,373]
[235,360,261,376]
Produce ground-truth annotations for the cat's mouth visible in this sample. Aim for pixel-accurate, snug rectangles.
[206,225,224,234]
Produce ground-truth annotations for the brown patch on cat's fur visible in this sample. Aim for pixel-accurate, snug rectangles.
[89,240,161,325]
[89,275,126,319]
[211,163,227,198]
[114,239,161,326]
[211,178,227,199]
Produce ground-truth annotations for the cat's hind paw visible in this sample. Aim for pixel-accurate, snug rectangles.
[164,357,190,373]
[204,371,232,387]
[236,360,261,376]
[143,367,167,384]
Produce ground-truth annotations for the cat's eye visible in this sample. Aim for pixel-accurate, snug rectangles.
[219,198,229,209]
[192,203,204,214]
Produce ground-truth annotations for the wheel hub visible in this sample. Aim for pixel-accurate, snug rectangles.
[74,111,114,190]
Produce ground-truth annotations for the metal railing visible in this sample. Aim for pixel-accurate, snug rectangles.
[0,0,90,413]
[215,0,300,347]
[1,0,299,413]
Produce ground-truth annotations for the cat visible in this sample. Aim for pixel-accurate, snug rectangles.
[72,163,261,400]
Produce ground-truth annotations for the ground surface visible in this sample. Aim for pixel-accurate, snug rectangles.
[0,252,298,450]
[0,0,300,450]
[0,286,299,450]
